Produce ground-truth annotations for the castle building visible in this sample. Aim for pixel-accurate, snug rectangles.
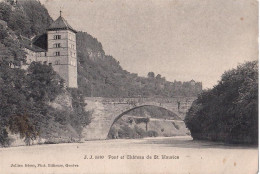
[21,12,78,88]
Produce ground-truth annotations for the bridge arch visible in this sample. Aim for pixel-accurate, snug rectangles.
[106,105,183,139]
[82,97,195,140]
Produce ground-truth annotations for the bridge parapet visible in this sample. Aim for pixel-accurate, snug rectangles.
[85,97,196,105]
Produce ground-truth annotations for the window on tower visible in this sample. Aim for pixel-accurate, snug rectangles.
[55,60,60,65]
[54,35,61,40]
[55,52,60,56]
[54,43,61,48]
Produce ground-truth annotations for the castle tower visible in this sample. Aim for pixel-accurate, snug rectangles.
[47,11,78,88]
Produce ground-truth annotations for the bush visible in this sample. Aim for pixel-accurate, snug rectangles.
[185,61,258,144]
[118,126,135,139]
[134,125,147,138]
[147,130,158,137]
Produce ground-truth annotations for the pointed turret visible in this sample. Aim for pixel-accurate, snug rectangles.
[47,13,77,33]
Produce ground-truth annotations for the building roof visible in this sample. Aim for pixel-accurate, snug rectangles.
[20,36,46,52]
[47,16,77,33]
[32,33,48,50]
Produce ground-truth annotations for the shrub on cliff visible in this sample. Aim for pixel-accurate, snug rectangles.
[0,63,42,146]
[185,61,258,144]
[27,62,64,102]
[67,88,92,136]
[0,62,91,146]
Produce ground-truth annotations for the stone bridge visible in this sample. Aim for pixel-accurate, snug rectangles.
[82,97,196,140]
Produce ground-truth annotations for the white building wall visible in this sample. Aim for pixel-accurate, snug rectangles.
[47,30,78,88]
[24,29,78,88]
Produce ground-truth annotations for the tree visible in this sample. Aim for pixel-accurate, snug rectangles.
[8,8,32,37]
[185,61,258,144]
[0,2,11,22]
[147,72,155,78]
[0,62,64,146]
[0,64,40,146]
[26,62,64,102]
[156,74,161,79]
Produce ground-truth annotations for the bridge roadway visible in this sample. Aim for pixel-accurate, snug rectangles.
[82,97,196,140]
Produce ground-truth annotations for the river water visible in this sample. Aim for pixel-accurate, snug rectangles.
[0,136,258,174]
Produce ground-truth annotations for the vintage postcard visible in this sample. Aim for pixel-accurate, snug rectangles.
[0,0,258,173]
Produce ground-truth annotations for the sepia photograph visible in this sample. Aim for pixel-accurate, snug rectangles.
[0,0,258,173]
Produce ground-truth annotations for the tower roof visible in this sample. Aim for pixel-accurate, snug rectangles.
[47,15,77,33]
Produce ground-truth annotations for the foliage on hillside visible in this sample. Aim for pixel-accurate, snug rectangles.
[185,61,258,144]
[0,0,52,65]
[0,24,26,65]
[0,62,91,146]
[76,31,202,98]
[0,0,52,37]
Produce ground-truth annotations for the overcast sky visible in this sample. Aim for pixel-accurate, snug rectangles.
[40,0,258,89]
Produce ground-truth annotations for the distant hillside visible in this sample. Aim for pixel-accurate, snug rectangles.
[76,32,202,97]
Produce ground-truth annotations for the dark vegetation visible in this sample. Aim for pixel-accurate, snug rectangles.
[185,61,258,144]
[0,62,90,146]
[0,0,52,37]
[0,0,52,66]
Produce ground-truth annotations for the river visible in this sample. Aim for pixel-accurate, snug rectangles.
[0,136,258,174]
